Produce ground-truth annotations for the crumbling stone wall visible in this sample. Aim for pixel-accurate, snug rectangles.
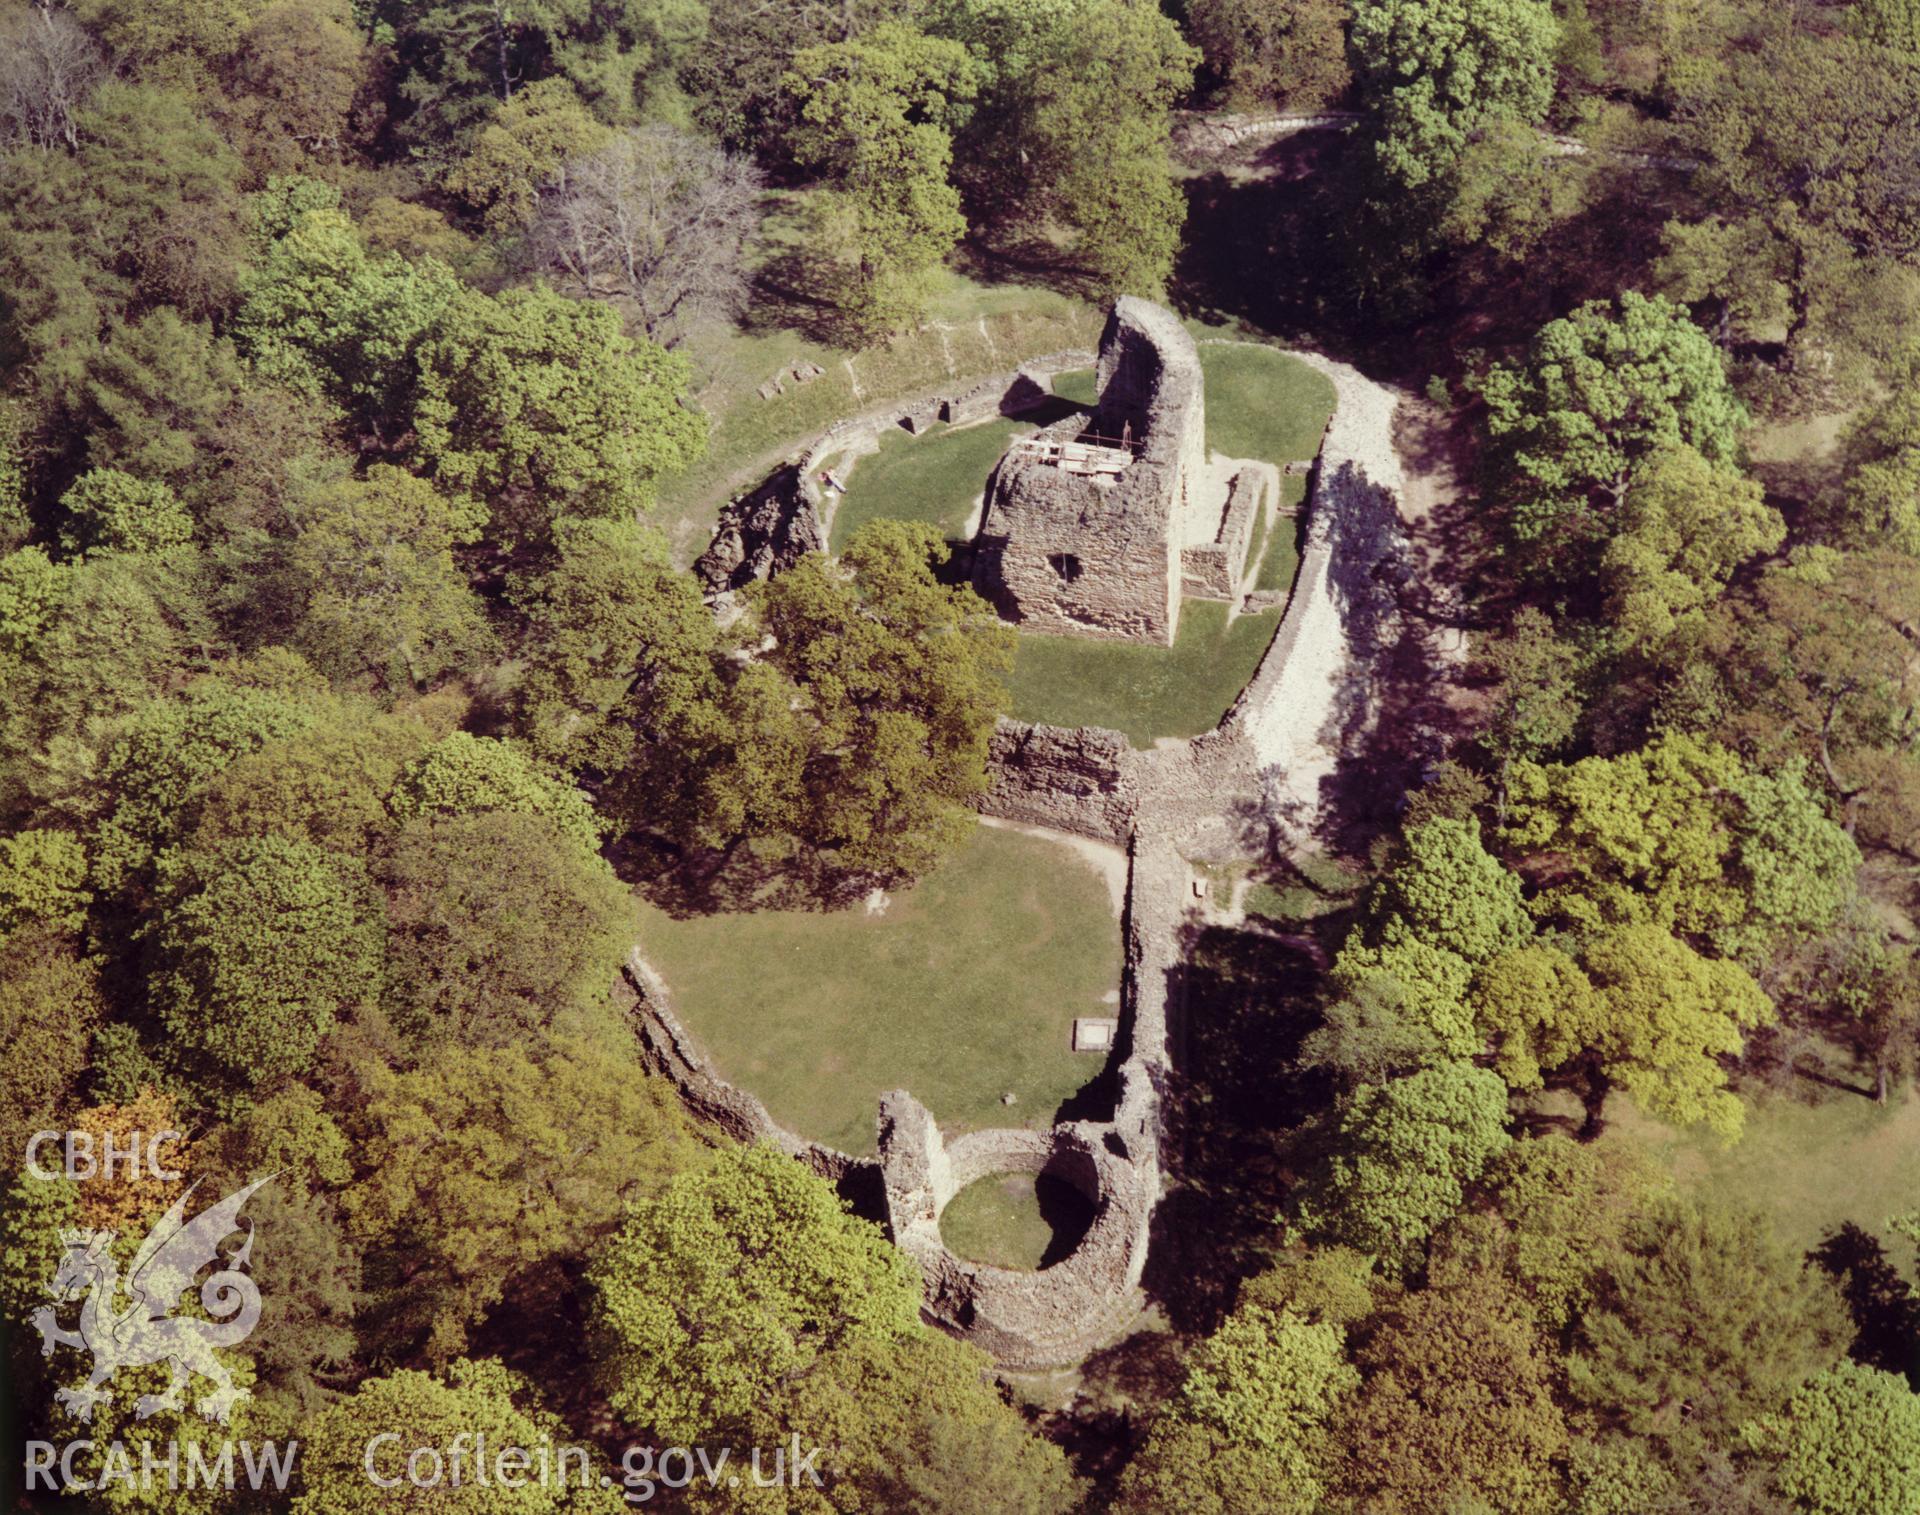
[981,720,1137,842]
[971,299,1205,645]
[622,950,859,1183]
[878,1094,1158,1369]
[698,352,1095,593]
[1219,348,1410,835]
[1180,469,1265,602]
[694,466,825,593]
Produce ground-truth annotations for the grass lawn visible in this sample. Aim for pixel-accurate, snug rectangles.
[1195,342,1335,468]
[633,825,1122,1155]
[1005,599,1280,746]
[1052,367,1098,407]
[828,414,1072,552]
[941,1172,1097,1271]
[654,266,1101,563]
[1607,1086,1920,1263]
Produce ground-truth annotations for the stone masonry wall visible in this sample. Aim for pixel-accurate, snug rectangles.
[971,300,1205,645]
[980,721,1138,842]
[694,465,825,593]
[696,352,1096,594]
[1179,468,1264,602]
[622,950,859,1184]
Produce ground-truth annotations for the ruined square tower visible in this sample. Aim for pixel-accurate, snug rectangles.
[971,298,1206,645]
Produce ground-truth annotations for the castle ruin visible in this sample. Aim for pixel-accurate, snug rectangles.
[663,326,1412,1372]
[972,298,1212,645]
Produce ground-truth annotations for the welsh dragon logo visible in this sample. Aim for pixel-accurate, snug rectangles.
[29,1175,275,1426]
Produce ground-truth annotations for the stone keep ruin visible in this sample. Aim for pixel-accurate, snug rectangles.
[974,297,1261,645]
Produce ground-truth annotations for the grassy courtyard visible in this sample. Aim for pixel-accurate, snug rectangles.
[941,1172,1097,1271]
[1005,599,1282,746]
[633,825,1122,1155]
[1195,341,1336,468]
[828,415,1061,552]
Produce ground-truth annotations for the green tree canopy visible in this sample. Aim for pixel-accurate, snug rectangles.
[186,705,434,856]
[1599,445,1784,650]
[1768,1362,1920,1515]
[376,811,633,1047]
[1580,925,1773,1138]
[1296,1059,1512,1265]
[0,929,103,1162]
[690,1324,1083,1515]
[150,833,383,1083]
[1469,941,1606,1093]
[198,1087,360,1416]
[442,77,612,232]
[292,1359,620,1513]
[1503,733,1861,957]
[750,520,1013,880]
[1116,1304,1357,1514]
[1482,292,1749,549]
[785,25,977,337]
[1333,1273,1568,1514]
[236,207,460,436]
[224,0,371,179]
[511,515,717,774]
[0,548,216,823]
[1331,818,1533,1057]
[380,0,698,150]
[1452,1133,1667,1330]
[927,0,1195,294]
[58,470,194,557]
[1348,0,1559,190]
[343,1029,692,1363]
[281,464,492,691]
[1834,351,1920,553]
[1570,1198,1850,1483]
[587,1142,922,1441]
[1369,817,1534,963]
[0,827,91,936]
[1012,0,1195,295]
[90,671,327,899]
[1187,0,1352,112]
[1683,548,1920,848]
[1859,0,1920,50]
[391,732,604,854]
[410,283,704,546]
[1665,33,1920,385]
[0,81,248,354]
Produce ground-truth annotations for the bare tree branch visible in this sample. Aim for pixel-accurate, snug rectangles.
[0,4,105,152]
[525,124,763,348]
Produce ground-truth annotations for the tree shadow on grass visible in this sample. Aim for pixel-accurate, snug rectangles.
[1145,924,1327,1336]
[746,246,868,348]
[611,832,885,919]
[1810,1222,1920,1384]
